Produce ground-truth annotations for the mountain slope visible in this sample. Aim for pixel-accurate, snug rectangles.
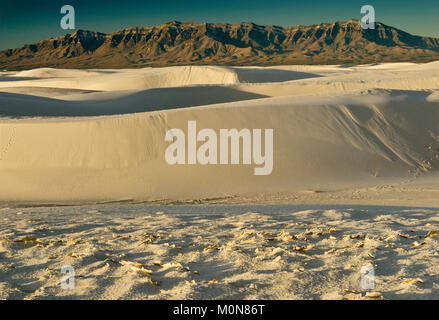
[1,20,439,70]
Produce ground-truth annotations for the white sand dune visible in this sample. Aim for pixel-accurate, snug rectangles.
[1,63,439,204]
[0,87,268,116]
[1,63,439,300]
[0,66,320,92]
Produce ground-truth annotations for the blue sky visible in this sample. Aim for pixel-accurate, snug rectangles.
[0,0,438,50]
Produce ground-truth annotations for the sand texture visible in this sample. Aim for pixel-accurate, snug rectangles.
[0,204,437,299]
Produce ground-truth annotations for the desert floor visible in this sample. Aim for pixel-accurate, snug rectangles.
[0,63,439,299]
[0,204,438,300]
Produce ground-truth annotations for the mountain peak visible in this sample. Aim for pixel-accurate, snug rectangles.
[164,20,183,25]
[1,20,438,70]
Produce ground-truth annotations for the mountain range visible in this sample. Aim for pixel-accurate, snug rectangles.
[1,19,439,70]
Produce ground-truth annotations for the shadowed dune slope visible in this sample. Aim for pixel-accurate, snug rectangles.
[0,64,439,203]
[1,88,439,202]
[0,87,268,117]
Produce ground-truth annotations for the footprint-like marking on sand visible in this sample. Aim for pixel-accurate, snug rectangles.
[0,126,16,161]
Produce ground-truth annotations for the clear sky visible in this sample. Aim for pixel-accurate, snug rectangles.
[0,0,438,50]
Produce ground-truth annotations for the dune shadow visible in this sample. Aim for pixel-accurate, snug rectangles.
[0,76,42,81]
[230,67,322,83]
[0,86,269,117]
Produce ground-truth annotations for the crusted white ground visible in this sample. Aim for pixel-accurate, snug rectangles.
[0,204,438,300]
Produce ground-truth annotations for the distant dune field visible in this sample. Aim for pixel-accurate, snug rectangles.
[1,63,439,205]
